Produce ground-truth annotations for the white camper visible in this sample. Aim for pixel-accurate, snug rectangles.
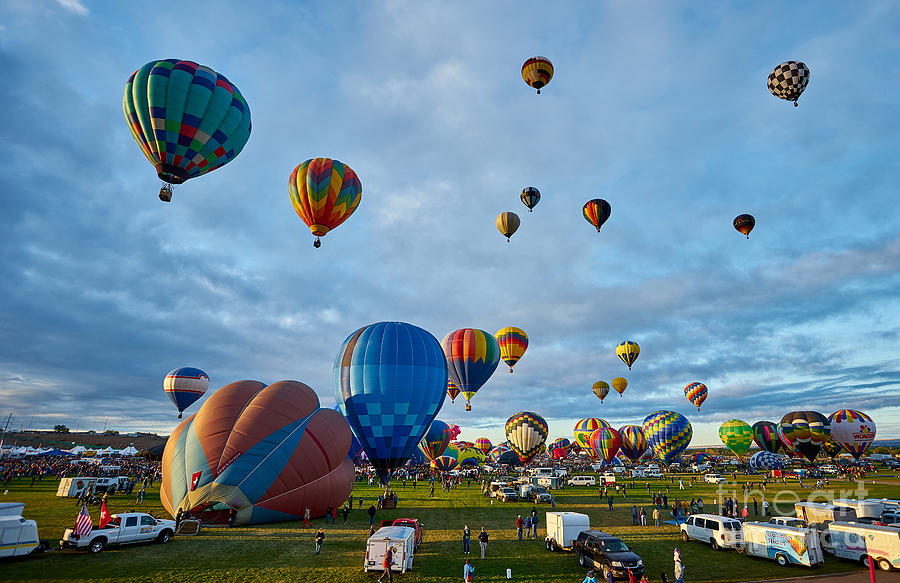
[828,522,900,571]
[364,526,416,573]
[795,502,857,527]
[0,503,41,558]
[742,522,824,567]
[56,477,98,498]
[833,499,885,519]
[545,511,590,552]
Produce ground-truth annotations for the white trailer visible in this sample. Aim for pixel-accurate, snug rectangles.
[364,526,416,573]
[833,499,885,519]
[56,477,98,497]
[795,502,857,527]
[545,511,590,552]
[743,522,824,567]
[0,503,41,558]
[828,522,900,572]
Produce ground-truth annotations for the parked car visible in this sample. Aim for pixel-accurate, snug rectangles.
[704,474,726,484]
[768,516,807,528]
[828,522,900,571]
[573,530,644,581]
[60,512,175,553]
[498,488,519,502]
[680,514,743,551]
[567,476,596,487]
[529,486,552,504]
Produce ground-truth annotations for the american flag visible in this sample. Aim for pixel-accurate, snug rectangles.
[74,502,92,537]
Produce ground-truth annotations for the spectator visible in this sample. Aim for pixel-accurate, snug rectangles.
[464,558,475,582]
[478,527,489,559]
[368,504,377,526]
[463,525,471,554]
[315,528,325,554]
[303,506,312,528]
[515,515,524,540]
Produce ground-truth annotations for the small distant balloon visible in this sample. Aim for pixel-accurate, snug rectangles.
[163,367,209,418]
[495,327,528,373]
[684,382,708,411]
[611,377,627,396]
[522,56,553,94]
[768,61,810,107]
[496,212,520,242]
[733,214,755,239]
[289,158,362,248]
[447,379,460,403]
[592,381,610,403]
[616,340,640,370]
[521,187,540,212]
[583,199,611,233]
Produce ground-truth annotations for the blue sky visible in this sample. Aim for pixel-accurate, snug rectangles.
[1,0,899,447]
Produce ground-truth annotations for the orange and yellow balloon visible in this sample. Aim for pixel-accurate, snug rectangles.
[495,327,528,373]
[592,381,610,403]
[521,56,553,94]
[611,377,627,397]
[289,158,362,248]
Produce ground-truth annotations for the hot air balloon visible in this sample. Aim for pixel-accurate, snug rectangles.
[334,322,447,485]
[123,60,252,202]
[616,341,640,370]
[592,381,611,403]
[822,436,843,460]
[551,447,567,460]
[778,411,830,462]
[774,423,801,458]
[487,443,512,464]
[521,56,553,94]
[521,187,540,212]
[418,420,451,462]
[457,447,486,467]
[679,382,706,412]
[447,379,461,403]
[719,419,754,456]
[689,452,712,464]
[161,380,354,525]
[289,158,362,248]
[611,377,628,397]
[752,421,783,453]
[442,329,501,411]
[828,409,876,460]
[573,418,611,450]
[589,427,621,464]
[448,424,462,440]
[443,443,460,460]
[549,437,571,452]
[163,367,210,418]
[618,425,648,462]
[583,199,611,233]
[767,61,810,107]
[431,456,458,472]
[748,451,786,471]
[642,411,692,466]
[496,212,520,242]
[733,214,755,239]
[474,438,493,455]
[505,411,548,465]
[495,327,528,373]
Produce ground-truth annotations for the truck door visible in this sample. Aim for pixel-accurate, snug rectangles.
[120,515,141,543]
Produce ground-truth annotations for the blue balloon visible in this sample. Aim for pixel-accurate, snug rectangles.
[748,450,786,470]
[642,410,693,466]
[334,322,448,485]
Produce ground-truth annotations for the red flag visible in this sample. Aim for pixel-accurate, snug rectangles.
[191,471,202,491]
[74,502,92,537]
[99,500,112,528]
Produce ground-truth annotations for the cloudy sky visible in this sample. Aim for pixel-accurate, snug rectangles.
[1,0,899,447]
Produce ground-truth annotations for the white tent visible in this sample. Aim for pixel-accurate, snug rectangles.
[99,446,115,456]
[69,445,86,455]
[120,446,139,456]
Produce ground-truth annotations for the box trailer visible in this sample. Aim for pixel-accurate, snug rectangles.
[0,503,41,558]
[743,522,824,567]
[833,499,885,519]
[545,511,590,552]
[56,477,98,497]
[828,522,900,572]
[795,502,857,527]
[364,526,416,573]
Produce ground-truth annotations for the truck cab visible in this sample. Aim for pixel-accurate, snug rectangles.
[60,512,175,553]
[574,530,644,581]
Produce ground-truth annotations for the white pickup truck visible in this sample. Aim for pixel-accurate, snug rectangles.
[60,512,175,553]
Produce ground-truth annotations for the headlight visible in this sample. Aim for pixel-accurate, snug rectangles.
[611,561,624,567]
[637,560,643,566]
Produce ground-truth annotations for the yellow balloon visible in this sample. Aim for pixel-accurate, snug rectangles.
[592,381,610,403]
[495,212,520,242]
[616,340,640,370]
[612,377,627,396]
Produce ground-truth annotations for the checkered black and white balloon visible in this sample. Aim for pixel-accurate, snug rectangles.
[768,61,810,106]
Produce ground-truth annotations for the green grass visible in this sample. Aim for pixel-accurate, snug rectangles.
[3,471,899,582]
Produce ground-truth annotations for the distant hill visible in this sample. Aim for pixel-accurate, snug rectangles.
[0,430,167,451]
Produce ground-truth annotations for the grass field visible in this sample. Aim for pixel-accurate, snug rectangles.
[3,471,899,582]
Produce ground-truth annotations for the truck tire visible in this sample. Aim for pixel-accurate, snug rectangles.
[578,553,586,566]
[710,538,720,551]
[550,540,558,552]
[89,538,106,553]
[681,531,689,542]
[775,553,788,566]
[878,558,892,572]
[156,530,172,544]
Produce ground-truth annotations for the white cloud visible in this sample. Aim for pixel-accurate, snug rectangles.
[55,0,88,16]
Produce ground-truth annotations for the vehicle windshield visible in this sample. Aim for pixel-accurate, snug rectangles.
[599,539,629,552]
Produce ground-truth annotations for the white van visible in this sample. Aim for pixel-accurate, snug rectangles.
[567,476,596,487]
[743,522,824,567]
[545,511,590,552]
[828,522,900,571]
[704,474,726,484]
[680,514,743,550]
[365,526,416,573]
[795,502,857,527]
[0,503,41,558]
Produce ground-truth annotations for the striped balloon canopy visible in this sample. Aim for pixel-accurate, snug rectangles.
[505,411,548,465]
[431,456,458,472]
[123,59,252,201]
[442,328,501,411]
[474,438,493,455]
[752,421,782,453]
[520,187,541,212]
[618,425,648,462]
[289,158,362,248]
[163,367,209,418]
[521,56,553,94]
[447,379,461,403]
[828,409,875,460]
[583,199,612,233]
[573,418,611,450]
[615,340,640,369]
[495,327,528,373]
[418,420,451,462]
[589,427,621,464]
[549,437,571,452]
[778,411,830,462]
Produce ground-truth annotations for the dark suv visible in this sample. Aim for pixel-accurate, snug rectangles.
[573,530,644,581]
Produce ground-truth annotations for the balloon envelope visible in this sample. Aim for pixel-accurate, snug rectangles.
[574,418,611,450]
[684,382,708,411]
[495,212,521,241]
[589,427,621,464]
[611,377,627,396]
[719,419,754,456]
[495,327,528,372]
[289,158,362,246]
[161,380,353,526]
[583,199,612,232]
[163,367,209,417]
[778,411,830,462]
[733,214,755,238]
[592,381,611,402]
[616,341,640,369]
[505,411,549,465]
[748,450,786,470]
[767,61,810,106]
[752,421,782,453]
[521,56,553,93]
[642,410,692,466]
[418,420,451,462]
[828,409,875,460]
[334,322,448,484]
[442,329,501,411]
[521,187,540,211]
[474,438,493,455]
[431,456,458,472]
[618,425,648,462]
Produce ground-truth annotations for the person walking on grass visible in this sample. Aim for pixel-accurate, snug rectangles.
[377,546,394,583]
[478,527,489,559]
[632,504,638,525]
[464,558,475,582]
[342,505,349,524]
[531,511,539,538]
[653,507,661,527]
[303,506,312,527]
[640,507,647,526]
[463,525,471,554]
[368,504,377,526]
[315,528,325,554]
[674,548,685,583]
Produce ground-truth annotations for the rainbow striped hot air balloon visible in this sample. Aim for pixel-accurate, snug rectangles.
[474,438,493,455]
[431,456,458,472]
[589,427,621,464]
[778,411,830,462]
[442,329,501,411]
[549,437,571,452]
[828,409,876,460]
[289,158,362,248]
[642,411,692,466]
[123,60,252,202]
[618,425,648,462]
[752,421,782,454]
[447,379,461,403]
[573,418,611,451]
[418,420,451,462]
[163,367,209,418]
[487,443,512,464]
[495,327,528,373]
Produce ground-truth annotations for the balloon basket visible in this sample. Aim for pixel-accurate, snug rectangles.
[159,184,173,202]
[465,404,472,411]
[313,238,321,248]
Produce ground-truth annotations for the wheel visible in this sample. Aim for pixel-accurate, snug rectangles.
[88,538,105,553]
[878,558,892,572]
[776,553,788,567]
[711,538,720,551]
[681,531,689,542]
[578,553,586,566]
[156,530,171,544]
[550,540,558,552]
[602,566,610,580]
[862,555,872,568]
